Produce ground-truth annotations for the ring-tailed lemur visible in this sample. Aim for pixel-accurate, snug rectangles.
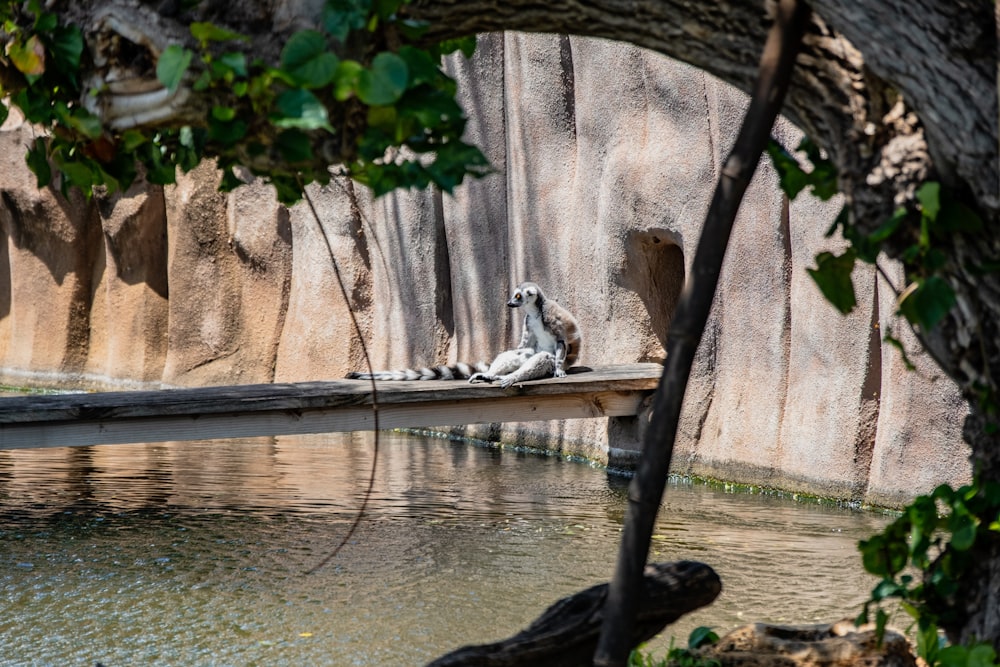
[468,282,581,387]
[347,282,581,388]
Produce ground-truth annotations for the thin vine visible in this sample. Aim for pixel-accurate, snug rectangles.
[300,179,381,575]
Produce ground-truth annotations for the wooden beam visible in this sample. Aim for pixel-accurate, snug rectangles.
[0,364,662,449]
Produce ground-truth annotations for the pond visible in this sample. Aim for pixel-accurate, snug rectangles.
[0,431,892,665]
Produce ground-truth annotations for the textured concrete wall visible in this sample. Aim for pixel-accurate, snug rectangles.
[0,34,970,506]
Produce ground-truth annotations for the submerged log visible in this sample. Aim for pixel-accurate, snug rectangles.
[426,560,722,667]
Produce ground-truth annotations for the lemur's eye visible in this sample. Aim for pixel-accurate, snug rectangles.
[514,292,522,299]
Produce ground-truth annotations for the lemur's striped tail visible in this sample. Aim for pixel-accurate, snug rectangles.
[347,361,490,381]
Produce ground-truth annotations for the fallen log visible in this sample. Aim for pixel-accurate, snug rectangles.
[426,560,722,667]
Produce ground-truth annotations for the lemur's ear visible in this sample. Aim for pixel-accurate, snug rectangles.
[524,286,537,297]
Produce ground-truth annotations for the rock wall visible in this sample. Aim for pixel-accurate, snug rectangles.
[0,34,970,506]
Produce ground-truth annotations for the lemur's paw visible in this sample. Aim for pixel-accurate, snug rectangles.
[498,376,518,389]
[554,369,567,378]
[469,374,494,384]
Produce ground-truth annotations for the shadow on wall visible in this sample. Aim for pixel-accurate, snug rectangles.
[620,229,685,362]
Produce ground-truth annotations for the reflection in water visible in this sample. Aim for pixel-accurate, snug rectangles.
[0,432,890,665]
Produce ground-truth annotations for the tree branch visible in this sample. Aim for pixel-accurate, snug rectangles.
[427,561,721,667]
[592,1,811,664]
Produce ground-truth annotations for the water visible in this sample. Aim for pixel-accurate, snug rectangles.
[0,431,891,666]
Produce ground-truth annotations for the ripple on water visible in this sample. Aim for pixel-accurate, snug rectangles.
[0,432,889,665]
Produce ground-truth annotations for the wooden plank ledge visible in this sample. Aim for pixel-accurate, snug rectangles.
[0,363,662,450]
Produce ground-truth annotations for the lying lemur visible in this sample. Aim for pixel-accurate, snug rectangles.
[347,282,581,388]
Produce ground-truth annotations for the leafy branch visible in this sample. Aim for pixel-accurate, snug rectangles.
[0,0,489,204]
[769,137,1000,665]
[767,138,983,334]
[858,480,1000,667]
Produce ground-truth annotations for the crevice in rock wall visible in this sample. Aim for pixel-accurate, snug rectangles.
[774,194,793,461]
[502,33,528,291]
[0,197,12,323]
[344,178,372,274]
[854,273,883,497]
[432,186,455,359]
[264,206,293,382]
[64,200,101,376]
[558,34,577,140]
[688,317,719,443]
[701,78,720,182]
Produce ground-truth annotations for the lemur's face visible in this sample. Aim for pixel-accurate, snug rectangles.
[508,283,539,308]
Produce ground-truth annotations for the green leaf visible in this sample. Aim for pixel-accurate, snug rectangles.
[424,140,491,192]
[333,59,363,100]
[219,167,244,192]
[898,276,956,331]
[767,140,810,200]
[55,155,96,191]
[357,52,408,105]
[193,69,212,91]
[323,0,371,42]
[120,129,147,152]
[797,138,838,200]
[270,173,304,205]
[64,109,103,139]
[917,181,941,221]
[9,35,46,76]
[437,35,477,58]
[0,103,8,128]
[936,200,984,234]
[807,250,857,314]
[213,52,248,79]
[142,148,178,184]
[366,104,398,133]
[212,106,237,122]
[687,627,719,649]
[271,88,333,131]
[156,44,193,94]
[398,45,445,88]
[208,117,248,146]
[948,509,978,552]
[95,150,137,193]
[875,608,889,643]
[397,86,463,130]
[25,138,52,188]
[34,11,57,33]
[190,21,249,47]
[373,0,403,19]
[967,643,999,667]
[397,19,430,41]
[47,24,84,77]
[12,88,53,124]
[281,30,339,88]
[869,208,906,245]
[275,129,313,163]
